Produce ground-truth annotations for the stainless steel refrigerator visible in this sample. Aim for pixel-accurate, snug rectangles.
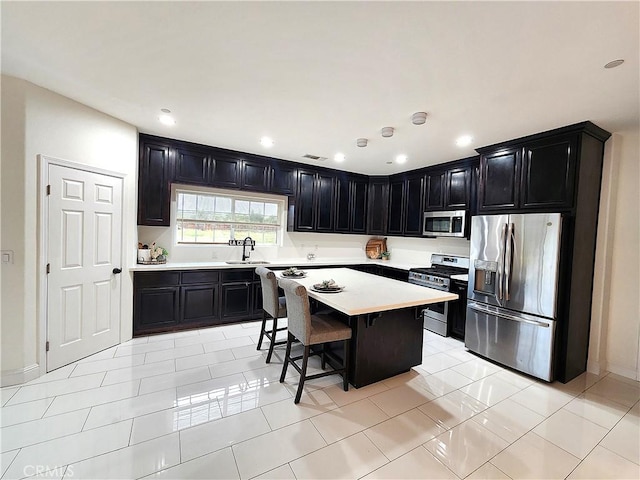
[466,213,563,381]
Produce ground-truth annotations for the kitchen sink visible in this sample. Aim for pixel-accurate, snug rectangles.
[225,260,271,265]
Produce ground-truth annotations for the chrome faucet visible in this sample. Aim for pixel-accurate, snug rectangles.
[241,236,255,261]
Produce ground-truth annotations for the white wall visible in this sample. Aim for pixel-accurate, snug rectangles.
[590,129,640,380]
[0,76,138,385]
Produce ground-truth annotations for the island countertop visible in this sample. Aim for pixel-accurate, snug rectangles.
[276,267,458,316]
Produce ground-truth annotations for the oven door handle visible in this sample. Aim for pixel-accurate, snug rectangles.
[468,302,550,328]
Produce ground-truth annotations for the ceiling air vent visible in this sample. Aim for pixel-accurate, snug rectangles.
[302,154,327,161]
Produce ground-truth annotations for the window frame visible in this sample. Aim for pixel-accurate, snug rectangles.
[171,185,286,247]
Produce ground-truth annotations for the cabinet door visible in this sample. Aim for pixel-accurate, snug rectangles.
[316,173,336,232]
[424,171,445,211]
[387,180,405,235]
[449,281,468,340]
[295,170,316,231]
[351,178,368,233]
[334,175,351,232]
[404,175,425,236]
[367,178,388,235]
[242,159,270,192]
[220,282,252,319]
[138,141,172,226]
[270,162,297,195]
[181,284,219,326]
[211,153,241,188]
[252,281,264,317]
[134,286,180,334]
[445,167,470,209]
[174,147,210,185]
[521,135,577,210]
[478,148,520,212]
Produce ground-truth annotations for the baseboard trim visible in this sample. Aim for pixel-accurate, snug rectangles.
[587,360,603,375]
[606,363,640,382]
[1,363,40,387]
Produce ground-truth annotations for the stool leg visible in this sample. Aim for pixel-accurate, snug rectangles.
[266,317,278,364]
[257,310,267,351]
[279,332,293,383]
[295,345,310,404]
[342,338,350,392]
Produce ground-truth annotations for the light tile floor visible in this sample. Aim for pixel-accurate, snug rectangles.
[1,322,639,479]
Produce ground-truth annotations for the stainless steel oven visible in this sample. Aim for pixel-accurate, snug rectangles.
[409,254,469,337]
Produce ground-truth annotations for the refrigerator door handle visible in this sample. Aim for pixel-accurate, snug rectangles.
[497,223,507,300]
[468,302,550,328]
[504,222,515,301]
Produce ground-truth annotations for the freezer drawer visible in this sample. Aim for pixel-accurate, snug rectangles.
[465,301,556,381]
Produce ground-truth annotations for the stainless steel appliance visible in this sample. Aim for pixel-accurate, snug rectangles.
[423,210,467,238]
[466,213,563,381]
[409,254,469,336]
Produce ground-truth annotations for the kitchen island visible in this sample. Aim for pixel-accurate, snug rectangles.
[277,268,457,387]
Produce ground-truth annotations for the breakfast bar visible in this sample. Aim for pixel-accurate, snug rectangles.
[276,267,458,387]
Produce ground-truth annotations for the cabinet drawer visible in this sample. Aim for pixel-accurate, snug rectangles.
[221,269,254,283]
[135,272,180,287]
[181,271,220,284]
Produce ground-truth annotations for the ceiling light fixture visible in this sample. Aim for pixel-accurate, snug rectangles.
[604,59,624,69]
[396,154,408,164]
[334,153,345,163]
[158,109,176,125]
[356,138,368,147]
[456,135,473,147]
[381,127,394,138]
[260,136,274,148]
[411,112,427,125]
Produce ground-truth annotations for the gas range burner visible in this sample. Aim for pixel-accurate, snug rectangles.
[408,254,470,290]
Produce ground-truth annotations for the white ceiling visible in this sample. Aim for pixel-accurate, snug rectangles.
[2,1,638,175]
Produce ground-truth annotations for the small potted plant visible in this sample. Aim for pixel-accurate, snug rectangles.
[381,251,391,261]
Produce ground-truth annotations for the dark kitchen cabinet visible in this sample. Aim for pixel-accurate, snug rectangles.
[335,175,368,233]
[367,177,388,235]
[477,148,520,212]
[220,269,255,320]
[252,281,264,317]
[174,146,210,185]
[404,174,424,236]
[133,272,181,334]
[424,171,445,210]
[181,284,219,325]
[477,134,578,213]
[387,180,405,235]
[270,162,297,196]
[449,280,468,340]
[138,139,173,226]
[293,169,336,232]
[211,153,241,188]
[446,167,471,209]
[242,159,271,192]
[520,135,577,210]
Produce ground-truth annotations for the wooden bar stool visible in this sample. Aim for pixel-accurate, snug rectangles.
[278,278,352,404]
[255,267,288,363]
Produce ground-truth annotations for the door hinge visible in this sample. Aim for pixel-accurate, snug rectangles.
[46,263,50,274]
[46,184,51,196]
[46,341,50,352]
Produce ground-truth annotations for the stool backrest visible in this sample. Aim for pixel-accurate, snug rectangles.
[278,278,311,345]
[255,267,281,318]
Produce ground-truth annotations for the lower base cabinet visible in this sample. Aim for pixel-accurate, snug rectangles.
[449,280,468,340]
[133,269,261,336]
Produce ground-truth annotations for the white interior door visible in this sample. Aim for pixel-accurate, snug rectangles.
[47,163,123,371]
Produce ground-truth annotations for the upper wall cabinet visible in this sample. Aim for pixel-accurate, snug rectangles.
[366,177,389,235]
[403,173,425,236]
[293,169,336,232]
[335,174,368,234]
[270,162,297,195]
[138,138,173,226]
[211,152,242,189]
[476,124,604,213]
[241,159,271,192]
[174,146,210,185]
[424,157,477,212]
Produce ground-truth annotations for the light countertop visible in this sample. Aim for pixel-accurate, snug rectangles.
[129,258,426,273]
[276,267,458,316]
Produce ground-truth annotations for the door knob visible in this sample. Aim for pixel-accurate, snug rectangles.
[112,268,122,274]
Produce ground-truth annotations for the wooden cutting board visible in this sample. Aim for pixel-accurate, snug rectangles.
[365,238,387,259]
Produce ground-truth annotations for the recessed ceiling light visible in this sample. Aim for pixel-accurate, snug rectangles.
[260,136,274,148]
[334,153,346,163]
[396,154,408,164]
[604,59,624,69]
[456,135,473,147]
[158,113,175,125]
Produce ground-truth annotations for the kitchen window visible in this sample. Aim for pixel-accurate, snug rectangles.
[175,189,283,245]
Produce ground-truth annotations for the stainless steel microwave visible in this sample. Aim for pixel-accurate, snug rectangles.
[423,210,467,237]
